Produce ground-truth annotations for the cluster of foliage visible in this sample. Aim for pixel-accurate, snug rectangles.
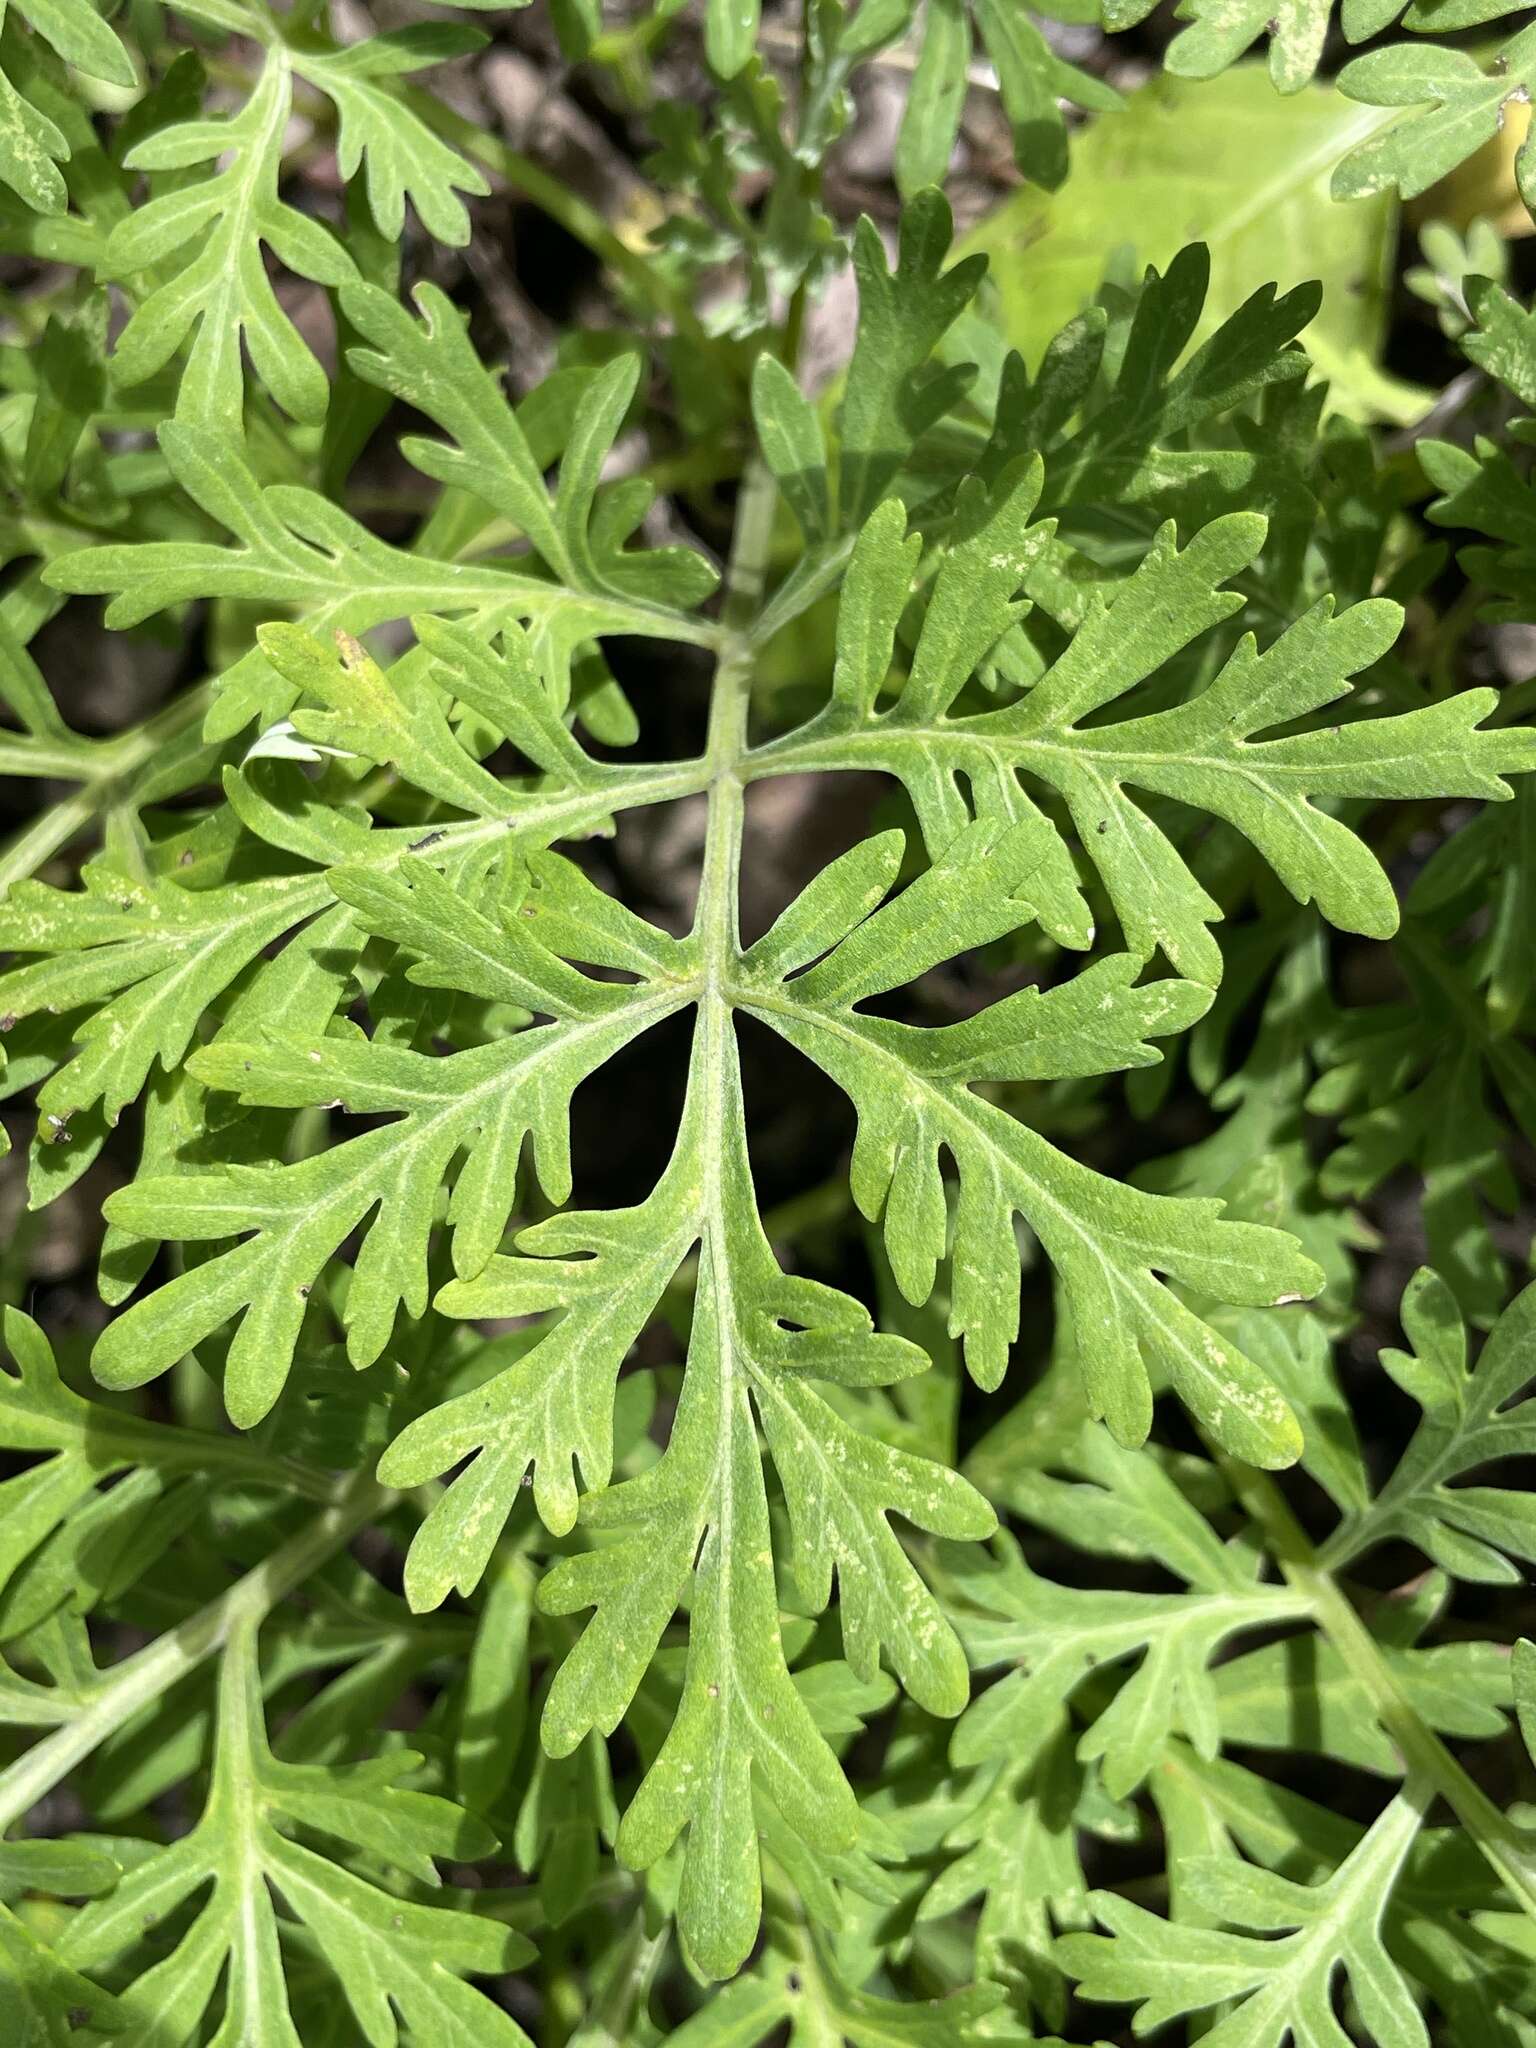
[1,0,1536,2041]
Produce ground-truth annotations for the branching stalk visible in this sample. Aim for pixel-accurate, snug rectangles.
[1223,1458,1536,1924]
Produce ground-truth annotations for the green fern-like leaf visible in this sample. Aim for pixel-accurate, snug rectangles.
[758,478,1531,981]
[53,1622,530,2046]
[1058,1790,1430,2045]
[1420,277,1536,624]
[1333,23,1536,210]
[1321,1270,1536,1584]
[6,18,1536,2019]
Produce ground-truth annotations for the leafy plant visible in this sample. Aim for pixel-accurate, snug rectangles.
[0,0,1534,2041]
